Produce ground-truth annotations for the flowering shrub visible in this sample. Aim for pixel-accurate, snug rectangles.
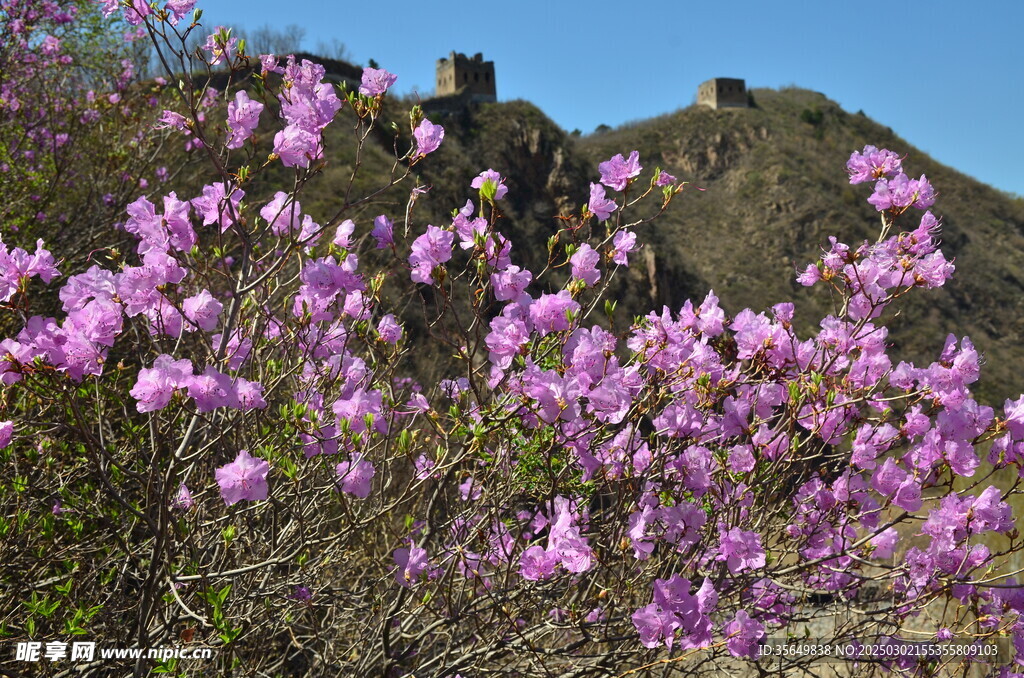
[0,0,196,264]
[2,4,1024,677]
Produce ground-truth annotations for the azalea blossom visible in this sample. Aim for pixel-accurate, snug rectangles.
[413,118,444,157]
[598,151,642,191]
[215,450,270,505]
[359,67,397,96]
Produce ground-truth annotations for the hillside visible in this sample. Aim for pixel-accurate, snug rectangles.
[194,61,1024,405]
[571,88,1024,404]
[396,87,1024,404]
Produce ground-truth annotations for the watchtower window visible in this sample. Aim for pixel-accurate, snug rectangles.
[463,73,468,83]
[475,73,479,83]
[485,73,490,82]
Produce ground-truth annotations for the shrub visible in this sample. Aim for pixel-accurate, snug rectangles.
[1,6,1022,678]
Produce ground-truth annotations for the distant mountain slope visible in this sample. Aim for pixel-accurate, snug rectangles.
[570,88,1024,404]
[245,56,1024,404]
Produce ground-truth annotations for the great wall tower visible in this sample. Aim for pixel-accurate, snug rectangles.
[697,78,748,109]
[435,52,497,103]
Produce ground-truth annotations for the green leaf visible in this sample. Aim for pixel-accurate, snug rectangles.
[397,429,412,454]
[219,626,242,645]
[478,180,497,202]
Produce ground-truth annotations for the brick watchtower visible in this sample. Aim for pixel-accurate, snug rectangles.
[697,78,748,109]
[436,52,496,103]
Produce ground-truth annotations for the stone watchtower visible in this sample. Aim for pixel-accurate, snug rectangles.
[436,52,496,103]
[697,78,748,109]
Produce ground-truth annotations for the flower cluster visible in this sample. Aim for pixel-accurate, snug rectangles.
[848,145,935,213]
[270,56,343,168]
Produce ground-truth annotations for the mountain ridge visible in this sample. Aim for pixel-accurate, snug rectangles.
[240,55,1024,404]
[410,86,1024,403]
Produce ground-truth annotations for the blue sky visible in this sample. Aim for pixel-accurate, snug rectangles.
[194,0,1023,196]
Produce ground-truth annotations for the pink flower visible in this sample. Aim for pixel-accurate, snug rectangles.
[0,238,61,302]
[519,545,558,581]
[414,454,436,479]
[459,476,481,501]
[212,330,252,370]
[226,90,264,149]
[191,182,244,232]
[122,0,151,25]
[183,289,223,332]
[867,172,936,211]
[405,391,430,413]
[359,67,397,96]
[796,263,821,286]
[632,575,714,650]
[611,230,637,266]
[393,542,429,587]
[336,453,375,499]
[277,57,341,132]
[598,151,642,191]
[409,225,454,284]
[186,366,240,411]
[847,145,902,184]
[529,291,580,336]
[39,35,61,56]
[259,54,280,75]
[471,169,507,201]
[164,0,197,24]
[870,528,898,559]
[588,183,617,222]
[570,244,601,286]
[99,0,120,17]
[377,314,403,343]
[717,527,765,574]
[130,355,193,413]
[655,170,676,186]
[332,219,355,249]
[215,449,270,505]
[491,265,532,301]
[0,421,13,448]
[162,192,195,251]
[274,126,322,168]
[261,192,303,236]
[236,379,267,410]
[289,585,312,602]
[371,215,394,249]
[202,27,237,66]
[172,483,194,510]
[332,388,384,434]
[724,610,764,658]
[413,118,444,157]
[484,317,529,368]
